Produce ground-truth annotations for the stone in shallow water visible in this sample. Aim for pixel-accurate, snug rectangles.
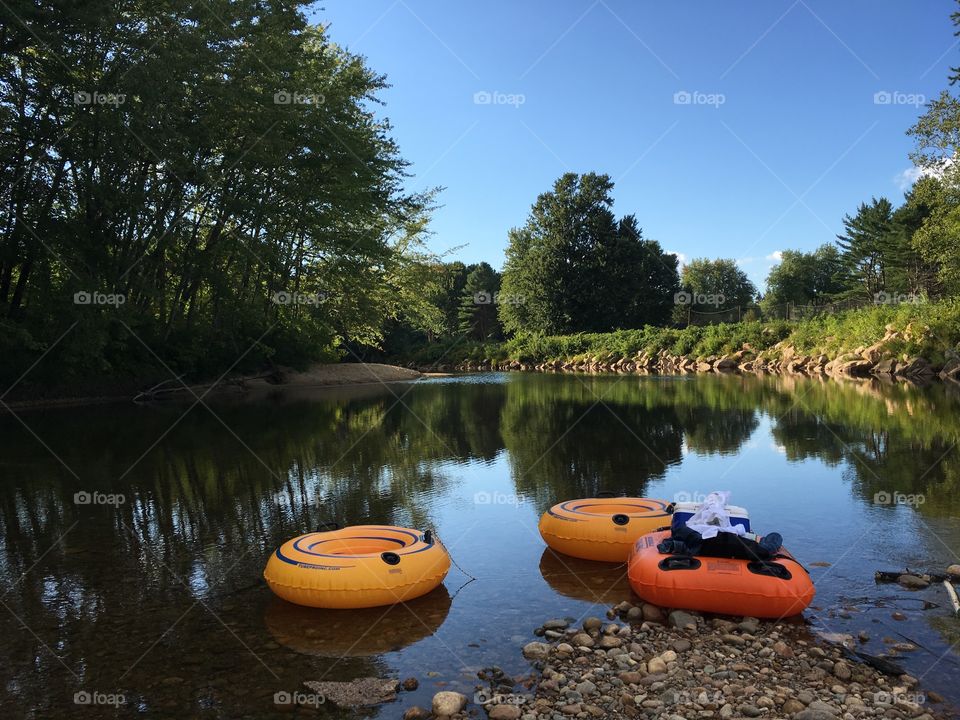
[304,678,399,707]
[432,691,467,716]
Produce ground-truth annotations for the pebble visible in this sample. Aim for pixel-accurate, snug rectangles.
[403,707,430,720]
[488,705,521,720]
[522,641,550,660]
[432,691,467,716]
[583,617,603,632]
[571,633,595,648]
[668,610,697,630]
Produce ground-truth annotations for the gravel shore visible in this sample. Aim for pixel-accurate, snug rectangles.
[440,602,954,720]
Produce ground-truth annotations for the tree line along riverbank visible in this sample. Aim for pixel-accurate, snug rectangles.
[400,300,960,384]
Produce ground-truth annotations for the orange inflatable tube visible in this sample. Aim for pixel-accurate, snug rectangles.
[627,530,815,618]
[264,526,450,609]
[539,498,673,562]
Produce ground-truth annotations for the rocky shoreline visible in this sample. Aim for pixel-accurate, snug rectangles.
[416,325,960,384]
[402,603,953,720]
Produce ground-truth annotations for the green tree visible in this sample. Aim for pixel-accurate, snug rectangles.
[457,262,502,340]
[762,245,844,314]
[499,172,679,335]
[835,198,895,299]
[674,258,756,322]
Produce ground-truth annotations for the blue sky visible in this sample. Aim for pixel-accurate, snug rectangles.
[315,0,954,289]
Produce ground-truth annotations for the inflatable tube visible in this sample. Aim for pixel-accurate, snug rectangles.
[538,548,633,604]
[264,526,450,609]
[264,585,451,656]
[538,497,673,562]
[627,530,815,618]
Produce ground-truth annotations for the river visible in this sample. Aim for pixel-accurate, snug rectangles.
[1,372,958,718]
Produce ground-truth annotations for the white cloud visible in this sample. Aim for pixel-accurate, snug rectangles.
[766,250,783,262]
[895,159,953,191]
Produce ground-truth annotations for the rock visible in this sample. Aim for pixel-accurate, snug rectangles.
[720,703,735,718]
[522,642,550,660]
[432,691,468,716]
[892,612,907,621]
[554,642,574,655]
[583,617,603,632]
[668,610,697,630]
[783,698,806,714]
[404,707,431,720]
[542,619,569,631]
[304,678,400,707]
[575,680,597,696]
[738,617,760,634]
[488,705,522,720]
[795,700,839,720]
[898,574,930,589]
[772,640,794,657]
[647,657,667,674]
[571,632,595,647]
[597,635,622,649]
[618,671,644,685]
[833,661,851,680]
[947,564,960,579]
[626,606,643,621]
[671,639,691,652]
[642,603,666,623]
[659,649,677,663]
[740,704,764,717]
[402,677,419,691]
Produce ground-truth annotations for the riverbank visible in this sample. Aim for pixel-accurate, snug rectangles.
[458,604,953,720]
[404,301,960,383]
[1,363,421,410]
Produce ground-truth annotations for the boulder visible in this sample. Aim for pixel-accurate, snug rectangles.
[304,678,399,707]
[432,691,468,717]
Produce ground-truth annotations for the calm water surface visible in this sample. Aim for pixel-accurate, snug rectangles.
[1,372,959,718]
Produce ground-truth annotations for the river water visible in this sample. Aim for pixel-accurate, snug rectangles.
[1,372,959,718]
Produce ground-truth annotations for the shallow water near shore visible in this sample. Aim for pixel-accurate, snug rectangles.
[1,372,959,718]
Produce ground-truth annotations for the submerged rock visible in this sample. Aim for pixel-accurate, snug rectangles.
[303,677,399,707]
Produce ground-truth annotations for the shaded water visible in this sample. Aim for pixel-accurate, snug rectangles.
[1,372,959,718]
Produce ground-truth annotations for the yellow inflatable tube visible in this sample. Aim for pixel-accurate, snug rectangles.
[539,497,673,562]
[264,525,450,609]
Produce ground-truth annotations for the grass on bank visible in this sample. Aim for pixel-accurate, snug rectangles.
[403,299,960,367]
